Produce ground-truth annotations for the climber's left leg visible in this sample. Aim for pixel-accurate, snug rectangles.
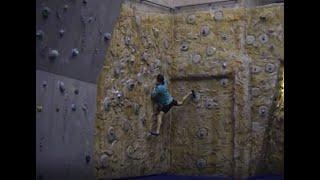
[177,91,194,106]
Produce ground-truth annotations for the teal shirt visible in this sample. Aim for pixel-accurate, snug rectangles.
[151,80,173,105]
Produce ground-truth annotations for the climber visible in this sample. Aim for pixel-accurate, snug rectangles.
[150,74,196,136]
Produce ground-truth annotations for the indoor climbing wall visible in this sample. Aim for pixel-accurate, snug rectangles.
[245,4,284,176]
[94,1,173,179]
[168,6,246,176]
[93,1,284,179]
[36,0,123,180]
[170,77,234,176]
[36,70,97,180]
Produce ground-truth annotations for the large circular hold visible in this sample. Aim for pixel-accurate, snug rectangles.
[72,48,79,57]
[246,35,255,45]
[196,159,207,169]
[187,14,196,24]
[104,33,111,41]
[259,34,269,44]
[220,78,228,87]
[200,26,210,36]
[100,154,108,168]
[206,47,216,56]
[107,127,116,143]
[205,99,218,109]
[251,87,260,97]
[193,54,201,64]
[197,128,208,139]
[214,10,223,21]
[259,106,268,117]
[48,49,59,60]
[265,63,275,73]
[180,42,189,51]
[42,7,51,19]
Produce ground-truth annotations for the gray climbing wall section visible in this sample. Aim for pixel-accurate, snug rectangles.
[36,70,97,180]
[36,0,123,83]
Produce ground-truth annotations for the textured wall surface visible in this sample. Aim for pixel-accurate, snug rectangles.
[36,70,97,180]
[36,0,123,83]
[94,2,173,179]
[93,1,283,179]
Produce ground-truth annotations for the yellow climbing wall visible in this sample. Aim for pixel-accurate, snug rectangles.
[94,1,284,179]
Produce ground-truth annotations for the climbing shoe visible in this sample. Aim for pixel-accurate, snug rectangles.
[191,90,196,98]
[150,131,160,136]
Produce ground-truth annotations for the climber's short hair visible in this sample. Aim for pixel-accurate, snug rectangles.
[157,74,164,85]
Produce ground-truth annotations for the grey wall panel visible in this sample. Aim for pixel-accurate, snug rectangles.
[36,70,97,180]
[36,0,123,84]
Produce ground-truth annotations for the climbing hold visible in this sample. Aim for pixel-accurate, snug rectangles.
[141,51,148,62]
[72,48,79,57]
[123,121,131,132]
[36,30,44,40]
[128,55,135,65]
[132,103,140,115]
[124,36,131,46]
[56,107,60,112]
[265,63,275,73]
[206,47,216,56]
[163,39,169,49]
[126,145,134,158]
[126,79,135,91]
[41,7,51,19]
[71,104,76,111]
[103,97,110,112]
[251,87,260,97]
[82,0,87,5]
[205,99,218,109]
[48,49,59,60]
[192,54,201,64]
[59,29,65,37]
[246,35,255,45]
[186,14,196,24]
[81,104,88,111]
[37,106,43,112]
[259,106,268,117]
[42,81,47,88]
[214,10,223,21]
[251,65,262,74]
[180,42,189,51]
[196,159,207,169]
[74,89,79,95]
[259,15,267,22]
[221,33,228,41]
[196,128,208,139]
[152,27,159,38]
[222,62,227,69]
[58,81,65,93]
[63,5,68,11]
[100,154,108,168]
[107,127,116,143]
[104,33,111,41]
[85,155,90,164]
[135,15,141,26]
[259,34,269,44]
[220,78,228,87]
[200,26,210,36]
[154,59,161,69]
[137,73,143,84]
